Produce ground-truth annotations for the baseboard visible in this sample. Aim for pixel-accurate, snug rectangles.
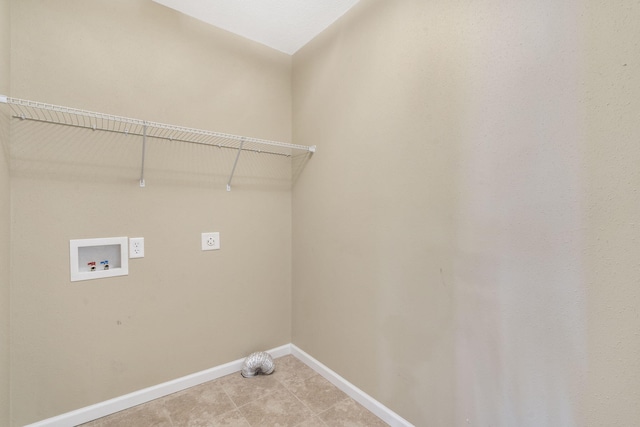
[26,343,412,427]
[24,344,292,427]
[291,344,414,427]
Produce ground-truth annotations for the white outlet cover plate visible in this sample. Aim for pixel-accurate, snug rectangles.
[129,237,144,258]
[202,232,220,251]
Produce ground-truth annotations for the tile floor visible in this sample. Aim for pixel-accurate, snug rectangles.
[80,355,389,427]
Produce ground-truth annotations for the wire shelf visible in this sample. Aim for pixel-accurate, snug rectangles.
[1,95,315,190]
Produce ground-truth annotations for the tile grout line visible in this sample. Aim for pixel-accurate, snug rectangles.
[163,404,176,427]
[277,369,340,427]
[312,395,354,426]
[279,355,388,427]
[216,376,255,426]
[213,377,251,426]
[238,356,323,427]
[280,383,317,426]
[156,392,176,427]
[219,369,299,426]
[273,363,317,417]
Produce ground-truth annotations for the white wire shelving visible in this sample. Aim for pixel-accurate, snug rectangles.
[0,95,315,190]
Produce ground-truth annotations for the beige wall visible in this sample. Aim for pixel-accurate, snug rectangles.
[584,0,640,423]
[292,0,640,426]
[1,0,11,424]
[6,0,640,425]
[9,1,292,425]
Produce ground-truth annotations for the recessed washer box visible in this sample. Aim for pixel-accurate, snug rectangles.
[70,237,129,282]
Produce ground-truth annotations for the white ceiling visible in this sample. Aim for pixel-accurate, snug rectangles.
[152,0,361,55]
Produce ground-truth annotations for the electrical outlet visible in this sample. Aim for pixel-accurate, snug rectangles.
[201,232,220,251]
[129,237,144,258]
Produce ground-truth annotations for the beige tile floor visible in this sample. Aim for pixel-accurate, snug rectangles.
[80,355,389,427]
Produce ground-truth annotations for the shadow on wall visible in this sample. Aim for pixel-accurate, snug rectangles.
[450,1,588,425]
[8,118,310,192]
[290,0,590,425]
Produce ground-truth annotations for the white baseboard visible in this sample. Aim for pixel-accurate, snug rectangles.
[25,344,292,427]
[26,343,412,427]
[291,344,414,427]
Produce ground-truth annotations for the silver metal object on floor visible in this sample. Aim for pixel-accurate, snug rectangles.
[241,351,275,378]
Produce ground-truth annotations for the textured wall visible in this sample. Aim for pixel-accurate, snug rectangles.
[583,0,640,423]
[9,1,292,425]
[292,0,640,425]
[0,0,10,424]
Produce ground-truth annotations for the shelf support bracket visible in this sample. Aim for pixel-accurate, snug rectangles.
[227,138,245,192]
[139,122,147,187]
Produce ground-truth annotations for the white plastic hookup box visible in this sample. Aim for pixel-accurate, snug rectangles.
[69,237,129,282]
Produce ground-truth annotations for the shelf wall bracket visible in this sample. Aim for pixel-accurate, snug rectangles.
[139,122,147,188]
[227,138,245,192]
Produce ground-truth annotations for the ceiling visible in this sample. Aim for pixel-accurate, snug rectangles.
[152,0,361,55]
